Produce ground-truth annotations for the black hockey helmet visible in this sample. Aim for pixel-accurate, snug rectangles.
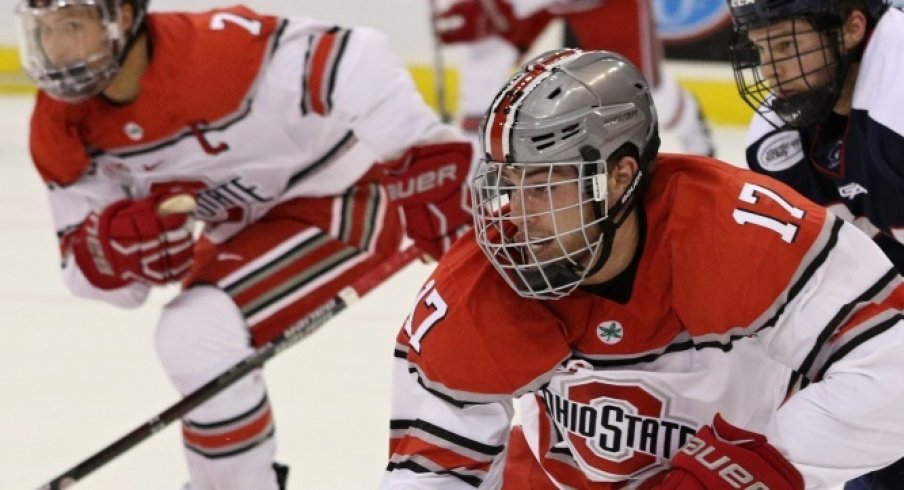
[728,0,889,127]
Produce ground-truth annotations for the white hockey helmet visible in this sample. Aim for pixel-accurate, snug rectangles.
[472,49,660,300]
[15,0,149,102]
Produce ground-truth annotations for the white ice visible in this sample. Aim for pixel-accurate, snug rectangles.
[0,93,766,489]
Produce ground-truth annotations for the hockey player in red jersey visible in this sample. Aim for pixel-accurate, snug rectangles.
[15,0,472,488]
[380,49,904,489]
[434,0,716,157]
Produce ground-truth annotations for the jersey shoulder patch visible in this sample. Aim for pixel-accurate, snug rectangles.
[746,113,805,174]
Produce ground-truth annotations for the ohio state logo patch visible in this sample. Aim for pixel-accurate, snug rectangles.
[596,321,624,345]
[124,121,144,141]
[541,379,699,481]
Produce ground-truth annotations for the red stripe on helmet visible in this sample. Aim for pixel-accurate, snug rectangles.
[485,49,581,163]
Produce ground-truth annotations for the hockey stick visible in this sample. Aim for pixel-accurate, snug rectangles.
[38,244,422,490]
[427,0,453,123]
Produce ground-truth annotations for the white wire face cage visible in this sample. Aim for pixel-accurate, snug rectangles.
[471,158,609,300]
[15,0,125,102]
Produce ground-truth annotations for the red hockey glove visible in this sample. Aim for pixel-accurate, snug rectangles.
[656,414,804,490]
[379,142,473,260]
[71,193,196,289]
[434,0,552,52]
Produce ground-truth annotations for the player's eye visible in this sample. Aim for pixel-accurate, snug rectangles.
[519,181,551,201]
[62,20,84,33]
[768,36,795,54]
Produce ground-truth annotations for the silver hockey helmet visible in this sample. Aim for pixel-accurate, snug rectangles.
[15,0,149,102]
[728,0,888,128]
[472,49,660,300]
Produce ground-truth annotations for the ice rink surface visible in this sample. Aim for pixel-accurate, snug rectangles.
[0,93,761,489]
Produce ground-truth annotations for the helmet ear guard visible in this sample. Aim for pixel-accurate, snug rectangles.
[472,49,659,300]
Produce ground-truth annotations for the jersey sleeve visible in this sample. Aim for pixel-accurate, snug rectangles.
[29,96,150,307]
[29,94,91,186]
[50,178,151,307]
[326,26,465,159]
[765,222,904,487]
[381,242,571,488]
[668,158,904,486]
[381,333,513,490]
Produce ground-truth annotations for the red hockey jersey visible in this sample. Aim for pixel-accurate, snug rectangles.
[382,154,904,489]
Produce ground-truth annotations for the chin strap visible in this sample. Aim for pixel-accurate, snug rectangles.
[579,143,648,279]
[110,0,150,73]
[116,20,147,67]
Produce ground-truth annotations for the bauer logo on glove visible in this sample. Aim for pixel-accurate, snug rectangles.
[656,414,804,490]
[379,142,473,260]
[71,192,198,289]
[384,161,460,203]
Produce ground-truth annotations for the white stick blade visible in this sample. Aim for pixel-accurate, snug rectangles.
[156,194,197,216]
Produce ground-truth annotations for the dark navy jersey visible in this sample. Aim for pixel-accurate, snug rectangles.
[745,9,904,271]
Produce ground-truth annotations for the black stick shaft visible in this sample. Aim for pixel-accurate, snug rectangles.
[39,246,420,490]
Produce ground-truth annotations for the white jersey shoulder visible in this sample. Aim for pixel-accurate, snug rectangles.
[852,8,904,135]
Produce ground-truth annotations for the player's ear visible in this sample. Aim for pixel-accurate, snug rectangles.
[608,155,639,198]
[842,8,868,50]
